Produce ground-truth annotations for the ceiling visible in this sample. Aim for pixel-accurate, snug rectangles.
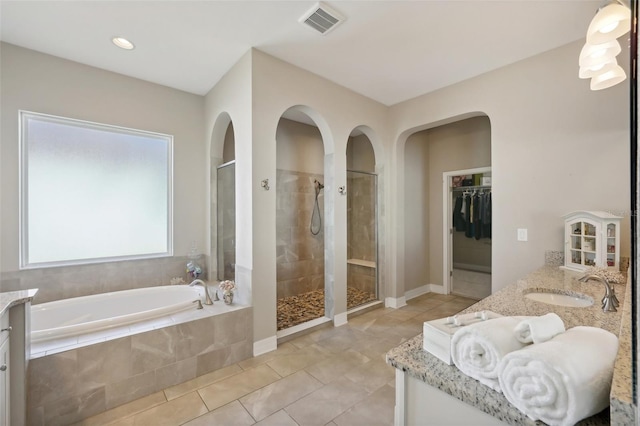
[0,1,603,106]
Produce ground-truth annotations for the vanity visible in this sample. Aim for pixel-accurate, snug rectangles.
[386,265,634,425]
[0,289,38,426]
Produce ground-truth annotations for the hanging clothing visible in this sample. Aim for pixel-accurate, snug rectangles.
[453,189,491,239]
[464,192,474,238]
[453,195,466,232]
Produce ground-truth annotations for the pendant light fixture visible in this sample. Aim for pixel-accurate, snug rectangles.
[579,1,631,91]
[586,2,631,44]
[590,63,627,90]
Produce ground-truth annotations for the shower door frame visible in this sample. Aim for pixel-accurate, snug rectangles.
[346,169,379,309]
[216,160,236,282]
[442,166,491,296]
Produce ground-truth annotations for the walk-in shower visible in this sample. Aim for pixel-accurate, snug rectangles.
[347,170,378,309]
[276,171,325,330]
[217,161,235,281]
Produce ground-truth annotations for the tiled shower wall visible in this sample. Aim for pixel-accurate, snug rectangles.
[0,256,207,304]
[347,172,376,295]
[276,169,324,299]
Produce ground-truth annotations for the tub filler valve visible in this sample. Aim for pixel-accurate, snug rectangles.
[193,299,203,309]
[189,279,214,305]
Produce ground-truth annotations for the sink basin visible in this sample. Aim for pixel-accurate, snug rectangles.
[524,291,593,308]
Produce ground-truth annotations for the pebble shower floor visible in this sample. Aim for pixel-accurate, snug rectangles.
[277,287,377,330]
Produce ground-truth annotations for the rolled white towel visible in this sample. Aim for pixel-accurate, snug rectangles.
[498,326,618,426]
[513,313,565,344]
[451,316,530,392]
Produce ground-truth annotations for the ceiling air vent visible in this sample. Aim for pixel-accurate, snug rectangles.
[299,2,345,35]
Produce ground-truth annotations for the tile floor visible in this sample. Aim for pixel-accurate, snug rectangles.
[76,293,477,426]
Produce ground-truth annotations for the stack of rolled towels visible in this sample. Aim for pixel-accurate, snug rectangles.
[450,313,618,426]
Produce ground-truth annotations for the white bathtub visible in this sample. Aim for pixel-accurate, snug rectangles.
[31,285,204,343]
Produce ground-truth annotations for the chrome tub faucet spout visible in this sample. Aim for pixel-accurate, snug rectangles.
[578,274,618,312]
[189,279,214,305]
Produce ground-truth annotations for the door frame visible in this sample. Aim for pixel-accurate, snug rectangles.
[442,166,491,295]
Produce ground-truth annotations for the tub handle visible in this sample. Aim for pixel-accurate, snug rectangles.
[1,326,11,333]
[0,365,5,372]
[193,299,203,310]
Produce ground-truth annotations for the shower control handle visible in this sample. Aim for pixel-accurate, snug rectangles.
[0,365,6,372]
[0,326,11,333]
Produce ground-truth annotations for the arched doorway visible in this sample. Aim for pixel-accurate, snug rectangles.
[275,108,328,331]
[346,129,379,310]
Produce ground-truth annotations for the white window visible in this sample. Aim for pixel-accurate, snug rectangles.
[20,111,173,269]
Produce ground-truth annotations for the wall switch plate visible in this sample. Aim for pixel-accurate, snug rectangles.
[517,228,528,241]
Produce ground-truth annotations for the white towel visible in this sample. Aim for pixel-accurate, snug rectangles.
[498,326,618,426]
[451,316,530,392]
[513,313,565,344]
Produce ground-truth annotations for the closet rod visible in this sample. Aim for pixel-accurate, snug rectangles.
[451,185,491,192]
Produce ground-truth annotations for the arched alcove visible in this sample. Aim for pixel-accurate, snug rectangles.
[401,114,492,302]
[346,127,380,310]
[275,106,330,331]
[210,112,236,282]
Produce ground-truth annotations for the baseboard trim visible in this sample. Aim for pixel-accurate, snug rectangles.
[404,284,431,301]
[385,296,407,309]
[428,284,446,294]
[334,312,348,327]
[253,335,277,356]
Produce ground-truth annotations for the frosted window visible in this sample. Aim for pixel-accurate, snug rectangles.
[20,111,173,268]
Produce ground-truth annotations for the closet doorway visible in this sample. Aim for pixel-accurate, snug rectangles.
[443,167,492,300]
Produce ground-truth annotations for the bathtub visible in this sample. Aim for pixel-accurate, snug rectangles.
[27,287,252,425]
[31,285,204,343]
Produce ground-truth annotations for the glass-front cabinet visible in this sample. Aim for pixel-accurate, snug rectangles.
[561,211,622,272]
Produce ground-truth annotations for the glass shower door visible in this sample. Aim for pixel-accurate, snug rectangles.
[217,161,235,281]
[347,170,378,309]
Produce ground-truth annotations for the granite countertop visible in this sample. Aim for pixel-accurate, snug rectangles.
[0,288,38,317]
[386,266,631,425]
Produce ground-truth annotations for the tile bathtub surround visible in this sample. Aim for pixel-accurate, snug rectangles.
[27,307,253,425]
[1,255,208,304]
[386,265,631,425]
[77,293,477,425]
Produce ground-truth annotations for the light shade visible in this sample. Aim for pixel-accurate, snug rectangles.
[579,39,621,67]
[579,57,619,79]
[112,37,135,50]
[586,3,631,44]
[590,63,627,90]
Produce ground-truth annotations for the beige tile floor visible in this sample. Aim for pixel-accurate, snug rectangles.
[77,293,477,426]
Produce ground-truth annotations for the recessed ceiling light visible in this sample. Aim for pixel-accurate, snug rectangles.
[112,37,135,50]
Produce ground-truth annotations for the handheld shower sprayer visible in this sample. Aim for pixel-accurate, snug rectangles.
[311,180,324,235]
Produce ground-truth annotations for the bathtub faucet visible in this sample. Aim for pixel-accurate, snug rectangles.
[189,279,214,305]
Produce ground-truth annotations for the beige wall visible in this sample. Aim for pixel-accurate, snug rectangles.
[276,118,324,174]
[391,39,630,294]
[248,49,390,343]
[347,134,376,173]
[404,116,491,292]
[0,43,206,299]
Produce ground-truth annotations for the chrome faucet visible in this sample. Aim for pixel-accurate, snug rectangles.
[189,279,213,305]
[578,274,618,312]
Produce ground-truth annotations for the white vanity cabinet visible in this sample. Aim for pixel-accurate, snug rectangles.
[561,211,622,272]
[0,312,9,426]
